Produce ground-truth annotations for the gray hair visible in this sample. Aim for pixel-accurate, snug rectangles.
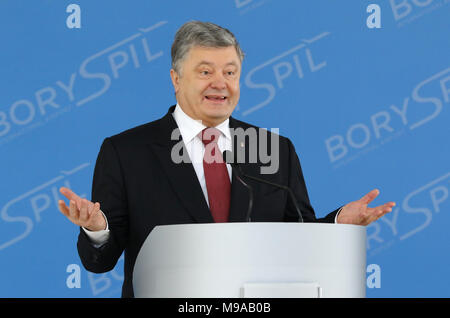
[171,21,245,75]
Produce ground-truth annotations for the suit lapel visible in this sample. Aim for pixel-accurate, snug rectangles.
[148,106,214,223]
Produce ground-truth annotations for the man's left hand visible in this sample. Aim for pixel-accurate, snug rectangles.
[337,189,395,226]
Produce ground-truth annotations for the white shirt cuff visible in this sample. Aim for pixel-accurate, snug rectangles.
[334,207,343,223]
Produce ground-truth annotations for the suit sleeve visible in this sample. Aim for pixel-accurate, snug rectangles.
[77,137,129,273]
[285,138,339,223]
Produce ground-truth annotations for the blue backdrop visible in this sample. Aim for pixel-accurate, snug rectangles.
[1,0,449,298]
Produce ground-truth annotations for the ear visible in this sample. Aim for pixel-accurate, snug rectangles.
[170,69,180,94]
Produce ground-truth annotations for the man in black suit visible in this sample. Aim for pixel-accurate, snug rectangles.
[58,21,396,298]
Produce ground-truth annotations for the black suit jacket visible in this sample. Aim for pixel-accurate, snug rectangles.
[77,105,339,298]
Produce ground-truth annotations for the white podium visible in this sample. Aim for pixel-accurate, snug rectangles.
[133,223,366,298]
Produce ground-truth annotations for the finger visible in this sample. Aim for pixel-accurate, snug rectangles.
[86,203,101,226]
[374,202,395,214]
[79,199,89,223]
[88,202,100,219]
[58,200,70,217]
[359,189,380,205]
[376,207,392,218]
[69,200,79,220]
[59,187,82,206]
[365,205,394,224]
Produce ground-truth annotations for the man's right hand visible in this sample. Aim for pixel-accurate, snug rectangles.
[58,187,107,232]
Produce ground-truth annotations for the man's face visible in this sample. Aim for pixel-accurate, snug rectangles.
[170,46,241,127]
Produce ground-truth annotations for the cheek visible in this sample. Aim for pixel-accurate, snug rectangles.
[230,85,240,99]
[198,84,211,97]
[186,87,204,102]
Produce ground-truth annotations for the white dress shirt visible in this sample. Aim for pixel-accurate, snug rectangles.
[172,103,233,204]
[82,103,340,246]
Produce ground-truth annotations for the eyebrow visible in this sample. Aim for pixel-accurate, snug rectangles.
[195,61,239,68]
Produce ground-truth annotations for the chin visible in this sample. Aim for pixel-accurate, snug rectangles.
[203,104,231,114]
[201,109,231,124]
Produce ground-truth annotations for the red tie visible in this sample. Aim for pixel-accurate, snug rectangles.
[201,127,231,223]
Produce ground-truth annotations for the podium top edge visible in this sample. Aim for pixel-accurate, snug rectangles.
[153,222,366,230]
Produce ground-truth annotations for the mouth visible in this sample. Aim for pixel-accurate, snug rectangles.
[204,95,228,104]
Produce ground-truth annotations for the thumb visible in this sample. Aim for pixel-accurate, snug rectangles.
[359,189,380,205]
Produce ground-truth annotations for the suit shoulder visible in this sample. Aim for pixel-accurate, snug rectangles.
[230,117,291,144]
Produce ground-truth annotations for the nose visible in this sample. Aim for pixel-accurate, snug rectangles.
[210,73,227,90]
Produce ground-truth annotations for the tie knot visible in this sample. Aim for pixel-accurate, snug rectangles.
[201,127,221,146]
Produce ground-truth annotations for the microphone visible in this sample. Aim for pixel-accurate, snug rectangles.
[223,150,304,223]
[222,151,254,222]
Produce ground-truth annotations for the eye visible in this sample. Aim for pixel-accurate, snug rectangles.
[201,70,210,75]
[225,70,237,77]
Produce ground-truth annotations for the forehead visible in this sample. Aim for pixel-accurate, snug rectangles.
[184,46,241,67]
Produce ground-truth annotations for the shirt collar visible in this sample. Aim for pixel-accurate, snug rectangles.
[173,103,231,143]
